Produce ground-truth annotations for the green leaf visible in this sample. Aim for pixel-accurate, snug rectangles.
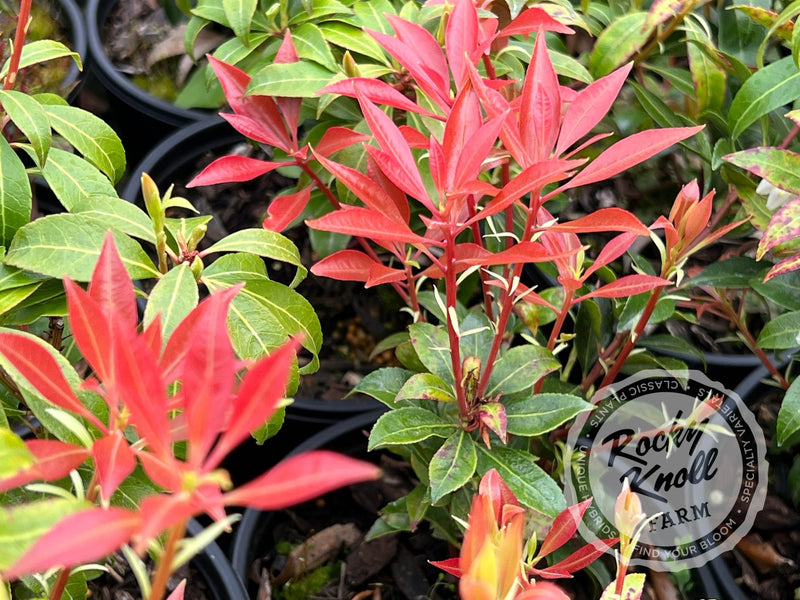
[368,406,457,450]
[5,214,159,281]
[353,0,396,34]
[0,428,34,478]
[729,56,800,141]
[70,195,156,244]
[0,90,50,165]
[223,0,257,44]
[476,445,565,516]
[575,300,601,376]
[36,147,118,211]
[203,252,268,282]
[685,256,768,288]
[396,373,455,403]
[757,310,800,349]
[458,312,493,367]
[686,27,727,116]
[409,322,453,386]
[429,430,477,502]
[287,0,352,24]
[253,406,285,444]
[207,33,270,88]
[719,2,768,65]
[144,264,198,339]
[247,61,341,98]
[0,498,88,571]
[485,345,560,397]
[0,136,31,248]
[778,376,800,445]
[639,334,706,365]
[0,278,66,326]
[350,367,414,406]
[42,105,126,183]
[725,146,800,194]
[751,269,800,310]
[589,12,650,77]
[0,282,43,316]
[506,394,593,436]
[319,22,389,64]
[202,228,307,287]
[0,40,81,80]
[293,23,338,72]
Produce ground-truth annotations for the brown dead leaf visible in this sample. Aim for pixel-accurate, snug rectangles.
[273,523,362,585]
[736,534,795,574]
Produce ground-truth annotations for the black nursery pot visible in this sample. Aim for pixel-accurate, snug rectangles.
[85,0,211,163]
[186,518,250,600]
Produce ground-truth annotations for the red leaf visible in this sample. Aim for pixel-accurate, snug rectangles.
[576,274,669,301]
[136,494,197,550]
[582,231,639,280]
[93,430,136,501]
[444,86,482,188]
[515,581,571,599]
[320,78,439,118]
[499,7,574,37]
[544,208,649,235]
[430,557,462,578]
[562,127,703,190]
[358,93,431,204]
[181,287,237,467]
[536,498,592,559]
[0,331,97,427]
[445,0,482,88]
[186,155,289,187]
[0,440,90,493]
[4,507,140,579]
[206,339,299,469]
[312,152,408,224]
[167,580,186,600]
[458,241,575,267]
[556,64,632,156]
[89,232,137,331]
[224,450,381,509]
[263,187,311,232]
[220,112,289,149]
[314,127,371,158]
[306,206,429,245]
[520,32,560,163]
[467,158,583,225]
[366,145,436,212]
[310,250,405,287]
[540,537,618,576]
[63,279,114,392]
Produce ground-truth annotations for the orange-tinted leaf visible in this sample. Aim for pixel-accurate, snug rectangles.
[545,208,649,235]
[136,494,196,549]
[314,127,371,158]
[224,450,381,509]
[187,155,289,187]
[307,206,429,245]
[765,253,800,280]
[582,231,638,280]
[563,127,703,190]
[320,78,439,118]
[536,498,592,559]
[263,187,311,232]
[576,274,669,301]
[4,507,140,579]
[515,581,570,599]
[430,557,462,577]
[542,538,618,578]
[556,64,631,156]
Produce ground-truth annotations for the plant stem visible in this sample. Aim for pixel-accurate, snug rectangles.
[148,520,188,600]
[444,229,468,420]
[3,0,32,91]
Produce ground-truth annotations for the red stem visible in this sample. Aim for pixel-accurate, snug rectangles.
[3,0,31,91]
[444,229,468,420]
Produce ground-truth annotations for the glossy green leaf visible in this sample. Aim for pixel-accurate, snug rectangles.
[476,445,565,516]
[0,136,31,248]
[223,0,257,44]
[485,345,560,397]
[202,252,268,282]
[685,256,767,288]
[778,375,800,445]
[429,430,477,502]
[505,394,593,437]
[0,428,34,478]
[589,12,650,77]
[639,334,706,365]
[719,2,768,65]
[686,27,726,116]
[144,264,198,339]
[0,279,66,326]
[575,299,602,376]
[202,228,307,286]
[409,322,453,386]
[368,406,457,449]
[0,282,42,315]
[247,61,340,98]
[353,0,395,33]
[0,498,88,571]
[287,0,352,24]
[350,367,414,406]
[319,22,389,64]
[36,147,118,210]
[725,147,800,194]
[293,23,338,72]
[458,312,493,367]
[396,373,455,403]
[751,269,800,310]
[0,90,50,165]
[4,214,158,281]
[729,56,800,140]
[0,40,81,79]
[70,195,156,244]
[756,309,800,349]
[42,105,126,183]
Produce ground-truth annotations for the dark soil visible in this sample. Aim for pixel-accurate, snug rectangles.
[87,557,212,600]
